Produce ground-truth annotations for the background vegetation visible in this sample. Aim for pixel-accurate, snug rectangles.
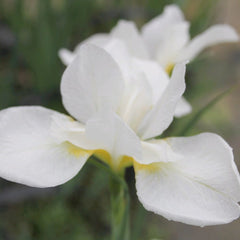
[0,0,239,239]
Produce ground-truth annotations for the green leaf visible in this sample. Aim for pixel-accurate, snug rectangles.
[178,86,235,136]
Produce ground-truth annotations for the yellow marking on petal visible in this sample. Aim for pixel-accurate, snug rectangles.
[94,149,111,166]
[64,143,134,172]
[65,142,93,158]
[118,156,134,170]
[165,63,174,75]
[133,160,160,173]
[94,151,134,173]
[68,116,75,122]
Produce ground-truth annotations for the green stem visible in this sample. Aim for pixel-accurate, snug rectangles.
[110,173,130,240]
[88,156,130,240]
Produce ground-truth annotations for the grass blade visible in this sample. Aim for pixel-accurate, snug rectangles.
[178,86,235,136]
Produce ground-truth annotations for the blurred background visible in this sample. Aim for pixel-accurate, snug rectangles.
[0,0,240,239]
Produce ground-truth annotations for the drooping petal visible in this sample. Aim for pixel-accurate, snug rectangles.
[61,43,124,123]
[111,20,149,59]
[135,139,181,165]
[135,133,240,226]
[50,112,96,150]
[169,133,240,202]
[174,97,192,117]
[58,48,76,66]
[137,63,186,140]
[177,24,239,62]
[0,106,91,188]
[142,4,185,57]
[85,110,142,170]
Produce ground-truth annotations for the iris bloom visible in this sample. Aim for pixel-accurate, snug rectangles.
[59,28,192,117]
[59,4,239,73]
[59,5,238,118]
[0,44,240,226]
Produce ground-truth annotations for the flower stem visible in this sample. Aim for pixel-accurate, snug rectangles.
[110,172,130,240]
[88,156,130,239]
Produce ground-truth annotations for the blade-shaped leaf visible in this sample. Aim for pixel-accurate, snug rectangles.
[178,86,234,136]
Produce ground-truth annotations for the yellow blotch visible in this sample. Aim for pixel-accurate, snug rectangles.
[94,149,111,166]
[94,152,134,173]
[118,156,134,171]
[165,63,174,75]
[133,160,160,173]
[65,142,93,158]
[68,116,75,122]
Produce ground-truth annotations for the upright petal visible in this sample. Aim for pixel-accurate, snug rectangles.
[132,59,191,118]
[79,33,110,49]
[177,24,239,62]
[103,39,132,80]
[155,22,190,68]
[132,58,169,103]
[142,4,185,57]
[111,20,149,59]
[137,63,186,140]
[58,34,111,66]
[61,44,124,123]
[76,38,132,81]
[0,106,91,188]
[135,133,240,226]
[99,40,155,131]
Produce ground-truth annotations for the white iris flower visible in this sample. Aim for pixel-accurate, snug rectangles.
[0,44,240,226]
[59,4,239,73]
[59,5,238,118]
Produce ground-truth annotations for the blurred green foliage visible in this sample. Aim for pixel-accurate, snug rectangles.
[1,0,238,239]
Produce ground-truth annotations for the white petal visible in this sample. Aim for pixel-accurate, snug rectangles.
[85,38,155,131]
[103,38,132,80]
[135,133,240,226]
[99,40,155,131]
[78,37,132,81]
[118,72,153,131]
[155,22,190,68]
[174,97,192,117]
[59,34,112,66]
[169,133,240,202]
[132,58,169,103]
[85,110,141,170]
[61,43,124,123]
[79,36,132,80]
[135,139,182,165]
[142,4,185,57]
[79,33,110,48]
[177,24,239,62]
[58,48,76,66]
[111,20,149,59]
[50,112,96,150]
[137,63,186,140]
[0,106,91,188]
[103,39,167,95]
